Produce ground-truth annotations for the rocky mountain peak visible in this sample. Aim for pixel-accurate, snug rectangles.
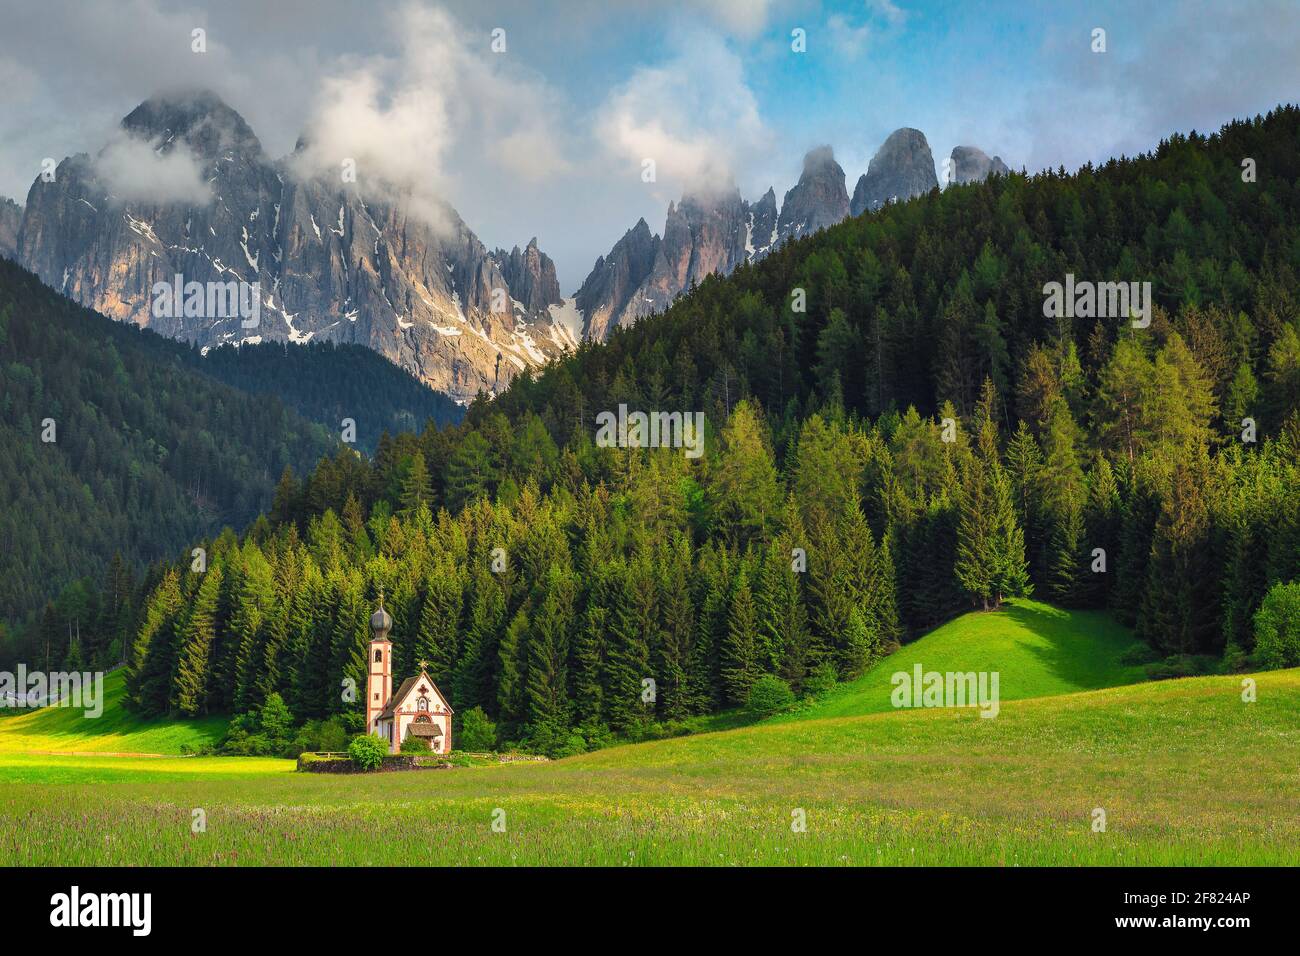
[801,144,839,175]
[949,145,1011,185]
[851,127,938,216]
[491,237,563,314]
[574,217,663,341]
[0,197,21,260]
[776,145,849,246]
[12,89,572,402]
[746,187,779,261]
[121,89,262,159]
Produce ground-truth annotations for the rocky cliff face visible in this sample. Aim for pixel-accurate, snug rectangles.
[575,147,849,341]
[576,186,759,341]
[572,218,660,343]
[949,145,1010,185]
[13,91,574,402]
[746,187,779,261]
[0,197,21,260]
[850,127,939,216]
[567,130,1010,344]
[490,238,563,314]
[775,145,850,247]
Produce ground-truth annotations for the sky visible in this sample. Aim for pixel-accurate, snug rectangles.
[2,0,1299,292]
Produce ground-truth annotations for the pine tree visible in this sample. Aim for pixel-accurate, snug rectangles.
[1139,452,1220,653]
[687,550,728,713]
[1038,400,1087,599]
[990,464,1032,603]
[327,571,368,718]
[954,451,997,609]
[1046,494,1086,606]
[231,541,276,713]
[573,569,612,729]
[1079,457,1121,606]
[129,570,183,716]
[496,608,530,733]
[524,567,575,738]
[954,381,1030,609]
[414,566,462,687]
[286,556,325,719]
[655,534,694,720]
[758,537,811,691]
[871,532,905,646]
[399,451,435,516]
[453,569,506,714]
[721,564,760,704]
[838,497,881,674]
[605,558,655,732]
[173,565,223,716]
[1005,421,1045,576]
[711,400,780,548]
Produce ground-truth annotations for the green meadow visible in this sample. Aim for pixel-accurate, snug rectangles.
[0,669,228,756]
[786,599,1149,721]
[2,606,1296,867]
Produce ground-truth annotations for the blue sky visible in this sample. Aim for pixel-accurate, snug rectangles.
[3,0,1299,289]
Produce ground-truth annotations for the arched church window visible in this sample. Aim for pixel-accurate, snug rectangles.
[417,696,429,711]
[374,649,382,663]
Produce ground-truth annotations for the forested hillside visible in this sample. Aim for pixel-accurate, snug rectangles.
[32,107,1300,755]
[197,341,463,448]
[0,257,458,661]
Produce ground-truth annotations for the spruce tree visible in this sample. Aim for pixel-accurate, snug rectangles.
[415,566,462,687]
[399,451,435,516]
[721,564,760,705]
[524,568,575,741]
[605,558,654,732]
[173,565,222,716]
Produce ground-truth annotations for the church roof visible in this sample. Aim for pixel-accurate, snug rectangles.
[378,670,454,719]
[407,723,443,737]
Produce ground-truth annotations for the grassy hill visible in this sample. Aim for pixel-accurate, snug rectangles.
[0,669,227,756]
[787,599,1149,722]
[0,667,1295,865]
[0,606,1295,865]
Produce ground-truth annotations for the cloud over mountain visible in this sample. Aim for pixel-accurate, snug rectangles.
[93,130,212,206]
[595,29,769,198]
[291,3,568,231]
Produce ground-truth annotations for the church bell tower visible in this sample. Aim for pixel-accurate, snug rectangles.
[366,591,393,739]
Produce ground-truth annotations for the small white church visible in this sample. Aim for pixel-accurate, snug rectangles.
[365,596,454,754]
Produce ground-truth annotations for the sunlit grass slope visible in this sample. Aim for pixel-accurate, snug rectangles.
[2,669,1295,865]
[0,669,228,755]
[788,599,1149,722]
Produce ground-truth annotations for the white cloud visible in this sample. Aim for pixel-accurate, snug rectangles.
[595,30,770,196]
[867,0,908,26]
[0,55,37,103]
[94,131,211,206]
[291,3,568,228]
[690,0,776,38]
[827,13,873,58]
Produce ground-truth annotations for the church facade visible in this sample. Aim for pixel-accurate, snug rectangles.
[365,599,454,754]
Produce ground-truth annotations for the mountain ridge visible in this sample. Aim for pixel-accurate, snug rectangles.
[10,90,575,403]
[576,129,1007,341]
